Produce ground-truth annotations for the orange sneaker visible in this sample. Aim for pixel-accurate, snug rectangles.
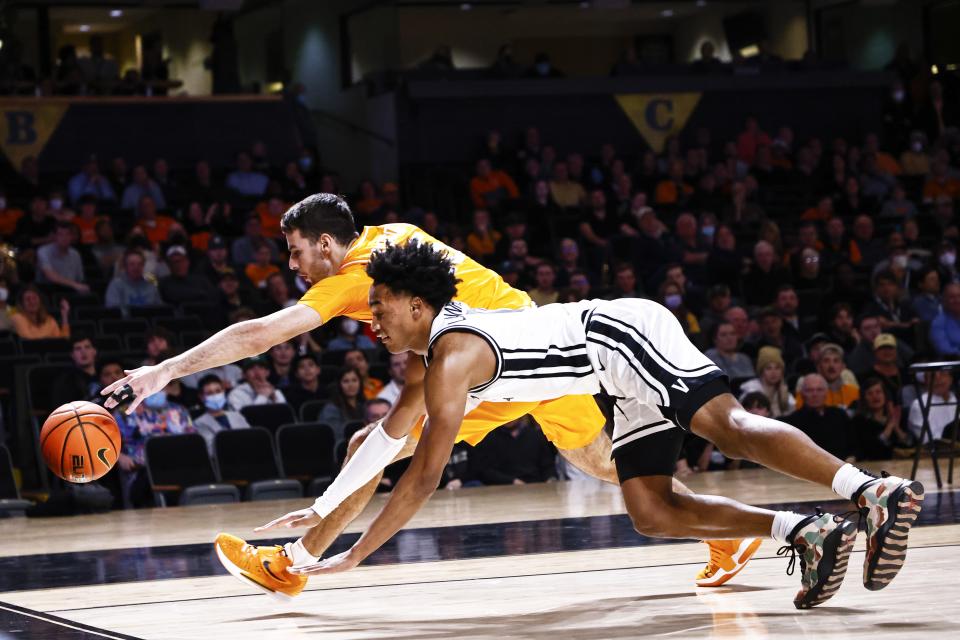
[215,533,307,601]
[695,538,762,587]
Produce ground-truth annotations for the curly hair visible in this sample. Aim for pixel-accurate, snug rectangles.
[366,240,460,311]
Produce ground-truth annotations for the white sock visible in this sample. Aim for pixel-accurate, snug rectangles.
[284,538,319,566]
[831,463,875,500]
[771,511,807,544]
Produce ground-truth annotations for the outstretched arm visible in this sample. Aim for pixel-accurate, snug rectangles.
[292,333,494,574]
[102,304,322,412]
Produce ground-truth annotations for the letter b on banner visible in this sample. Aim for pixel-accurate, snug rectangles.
[615,93,702,153]
[0,103,68,171]
[5,111,38,145]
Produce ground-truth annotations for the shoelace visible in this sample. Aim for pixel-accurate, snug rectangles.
[776,507,826,577]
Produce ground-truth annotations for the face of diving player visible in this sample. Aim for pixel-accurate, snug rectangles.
[285,229,347,286]
[368,283,431,355]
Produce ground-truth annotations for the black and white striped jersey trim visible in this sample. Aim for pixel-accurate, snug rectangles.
[426,325,504,394]
[499,344,594,381]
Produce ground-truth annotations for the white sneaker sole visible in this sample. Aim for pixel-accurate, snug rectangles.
[214,539,298,604]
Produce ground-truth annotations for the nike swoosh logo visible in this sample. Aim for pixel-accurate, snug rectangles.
[262,559,288,583]
[97,448,111,466]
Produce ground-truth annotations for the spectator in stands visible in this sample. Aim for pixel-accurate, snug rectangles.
[226,151,269,197]
[267,340,296,389]
[469,158,518,210]
[52,335,100,407]
[114,384,194,507]
[825,302,859,354]
[918,80,960,146]
[11,285,69,340]
[774,284,813,342]
[260,272,296,314]
[121,165,166,211]
[699,284,732,338]
[327,317,376,352]
[107,157,129,197]
[194,235,232,286]
[232,214,278,267]
[856,333,904,403]
[931,282,960,357]
[471,416,557,485]
[256,195,287,239]
[923,154,960,204]
[228,356,286,410]
[283,354,324,415]
[320,366,366,439]
[14,196,55,249]
[134,195,178,249]
[465,209,500,265]
[35,222,87,293]
[528,262,558,306]
[879,183,917,220]
[850,377,911,461]
[142,327,174,367]
[158,245,217,307]
[193,374,251,454]
[654,160,693,207]
[90,219,123,277]
[753,306,802,366]
[98,359,125,392]
[908,369,957,442]
[736,116,771,165]
[660,279,700,345]
[216,270,252,316]
[784,373,850,460]
[344,348,383,399]
[742,240,790,307]
[376,353,407,406]
[67,155,116,205]
[739,346,795,418]
[182,160,223,208]
[71,195,104,246]
[705,322,754,379]
[607,263,641,299]
[862,269,918,343]
[850,214,886,269]
[548,162,586,210]
[245,240,279,288]
[105,249,162,311]
[0,189,23,239]
[669,212,709,284]
[912,266,942,324]
[797,343,859,414]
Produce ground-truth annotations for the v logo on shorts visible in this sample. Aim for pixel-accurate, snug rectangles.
[671,379,689,393]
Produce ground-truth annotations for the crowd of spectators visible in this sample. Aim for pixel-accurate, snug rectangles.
[2,58,960,507]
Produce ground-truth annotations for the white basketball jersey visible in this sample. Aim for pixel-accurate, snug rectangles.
[425,300,602,403]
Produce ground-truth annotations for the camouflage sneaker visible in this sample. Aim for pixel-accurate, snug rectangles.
[778,511,858,609]
[852,473,925,591]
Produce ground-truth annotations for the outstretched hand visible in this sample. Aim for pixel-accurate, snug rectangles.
[254,507,323,532]
[100,364,172,414]
[288,549,360,576]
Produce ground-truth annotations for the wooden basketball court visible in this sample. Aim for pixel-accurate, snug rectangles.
[1,459,958,639]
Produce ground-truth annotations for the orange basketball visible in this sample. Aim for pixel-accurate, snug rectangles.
[40,401,122,483]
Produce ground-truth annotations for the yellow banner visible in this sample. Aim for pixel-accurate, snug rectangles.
[0,103,68,170]
[615,93,702,153]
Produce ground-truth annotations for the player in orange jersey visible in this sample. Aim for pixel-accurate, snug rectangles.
[103,194,758,599]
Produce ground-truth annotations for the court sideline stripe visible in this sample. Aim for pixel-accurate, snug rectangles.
[0,600,144,639]
[40,541,960,614]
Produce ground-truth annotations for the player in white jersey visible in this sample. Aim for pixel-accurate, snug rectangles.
[293,241,924,610]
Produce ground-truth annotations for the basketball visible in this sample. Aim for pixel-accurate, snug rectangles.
[40,401,122,483]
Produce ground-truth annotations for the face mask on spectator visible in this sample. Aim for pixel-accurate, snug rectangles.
[664,294,683,310]
[912,141,924,153]
[204,392,227,411]
[49,198,63,210]
[341,318,360,335]
[701,225,716,238]
[892,255,908,269]
[0,288,7,302]
[299,157,312,171]
[144,391,167,409]
[941,252,956,267]
[892,89,905,103]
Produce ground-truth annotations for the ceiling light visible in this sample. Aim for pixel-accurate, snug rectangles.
[931,64,939,75]
[79,24,91,32]
[110,9,123,18]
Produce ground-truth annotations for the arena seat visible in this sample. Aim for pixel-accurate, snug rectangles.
[0,444,33,517]
[239,403,296,436]
[276,422,336,496]
[298,398,331,423]
[144,433,238,507]
[214,427,302,501]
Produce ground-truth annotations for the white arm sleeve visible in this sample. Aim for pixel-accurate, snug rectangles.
[311,421,408,518]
